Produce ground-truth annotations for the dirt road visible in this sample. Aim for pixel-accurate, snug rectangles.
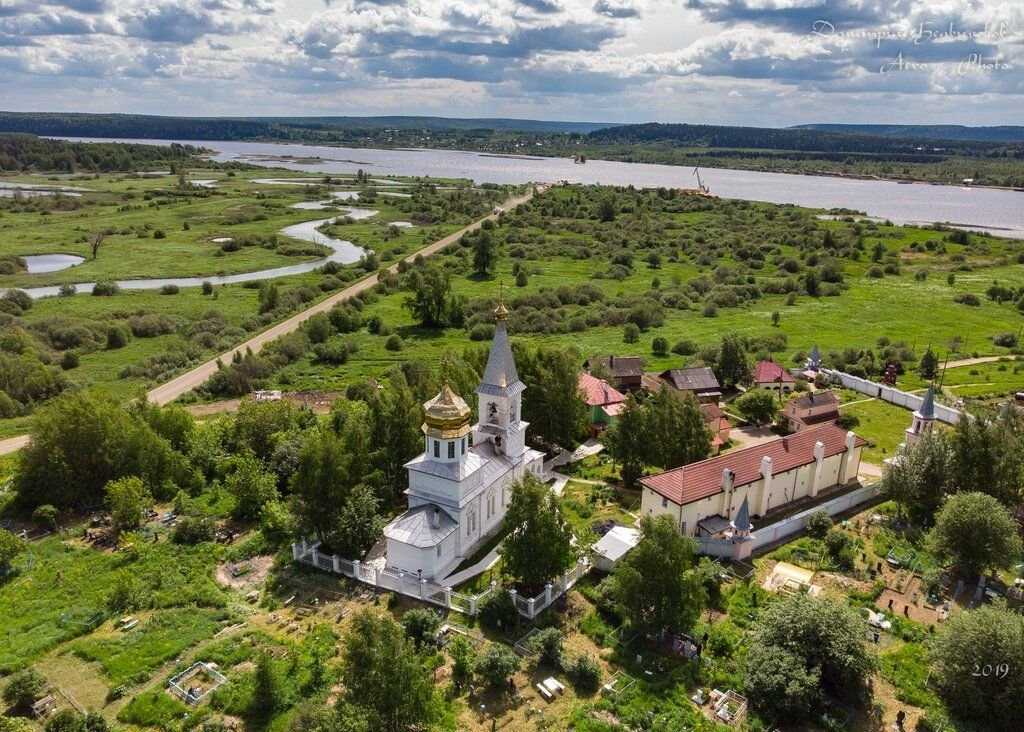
[0,187,540,455]
[146,187,539,406]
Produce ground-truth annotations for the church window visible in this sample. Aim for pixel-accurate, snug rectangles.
[461,438,466,454]
[448,441,455,459]
[437,545,442,557]
[488,402,498,423]
[433,440,440,458]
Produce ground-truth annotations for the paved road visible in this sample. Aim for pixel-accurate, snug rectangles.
[0,187,540,455]
[147,187,539,406]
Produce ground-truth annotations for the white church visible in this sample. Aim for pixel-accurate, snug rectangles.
[383,300,545,580]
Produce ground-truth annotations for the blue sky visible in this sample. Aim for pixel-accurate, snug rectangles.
[0,1,1021,126]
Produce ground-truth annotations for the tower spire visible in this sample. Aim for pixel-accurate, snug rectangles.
[494,281,508,321]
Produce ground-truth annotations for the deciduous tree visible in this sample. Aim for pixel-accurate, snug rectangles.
[340,610,439,732]
[927,492,1022,578]
[929,604,1024,732]
[745,594,874,721]
[611,515,705,635]
[104,476,152,534]
[500,475,575,593]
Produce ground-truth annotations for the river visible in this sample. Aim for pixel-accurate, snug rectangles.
[60,137,1024,240]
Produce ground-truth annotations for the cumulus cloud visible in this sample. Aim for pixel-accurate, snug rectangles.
[0,0,1018,122]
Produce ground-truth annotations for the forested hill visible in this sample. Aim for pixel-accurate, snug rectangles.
[794,124,1024,144]
[0,134,204,172]
[0,111,614,140]
[585,122,1010,156]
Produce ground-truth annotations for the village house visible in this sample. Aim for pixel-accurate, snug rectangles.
[383,301,545,580]
[578,371,627,432]
[643,366,722,403]
[584,354,645,392]
[783,390,840,432]
[753,359,796,392]
[702,402,732,454]
[639,422,865,538]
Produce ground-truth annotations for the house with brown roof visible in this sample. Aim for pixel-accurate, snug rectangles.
[701,402,732,454]
[578,372,627,431]
[645,366,722,403]
[784,390,840,432]
[584,355,645,392]
[639,422,865,538]
[753,360,796,392]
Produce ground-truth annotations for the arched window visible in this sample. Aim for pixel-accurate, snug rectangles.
[488,402,498,423]
[448,441,455,459]
[433,440,440,458]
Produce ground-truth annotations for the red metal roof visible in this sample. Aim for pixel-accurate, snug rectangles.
[578,372,627,407]
[754,360,795,384]
[640,422,866,506]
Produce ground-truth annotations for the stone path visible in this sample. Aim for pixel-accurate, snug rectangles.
[441,546,502,587]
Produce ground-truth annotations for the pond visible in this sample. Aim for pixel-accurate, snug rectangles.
[23,254,86,273]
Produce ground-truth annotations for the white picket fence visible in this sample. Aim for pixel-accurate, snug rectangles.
[292,540,590,620]
[822,369,962,424]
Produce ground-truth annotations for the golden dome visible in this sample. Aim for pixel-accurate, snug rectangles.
[494,300,509,321]
[422,384,471,438]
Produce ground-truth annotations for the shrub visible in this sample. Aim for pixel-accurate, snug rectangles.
[106,325,130,350]
[475,645,521,690]
[478,589,517,631]
[3,668,47,709]
[623,323,639,343]
[3,289,32,312]
[528,627,564,668]
[400,608,442,649]
[159,284,179,295]
[569,655,602,693]
[672,339,698,356]
[953,293,981,306]
[60,351,80,370]
[651,336,669,356]
[201,281,214,295]
[172,516,215,545]
[385,334,404,351]
[32,504,59,530]
[993,333,1018,348]
[58,283,77,297]
[516,269,529,287]
[805,510,833,539]
[91,281,120,296]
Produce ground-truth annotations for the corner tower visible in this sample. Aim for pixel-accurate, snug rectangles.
[474,298,528,461]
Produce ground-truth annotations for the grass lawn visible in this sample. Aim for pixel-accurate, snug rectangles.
[71,608,228,687]
[838,396,915,464]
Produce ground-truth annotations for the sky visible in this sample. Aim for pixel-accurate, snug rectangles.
[0,0,1021,127]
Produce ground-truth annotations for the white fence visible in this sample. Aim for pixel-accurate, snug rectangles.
[749,482,881,551]
[292,540,590,621]
[822,369,962,425]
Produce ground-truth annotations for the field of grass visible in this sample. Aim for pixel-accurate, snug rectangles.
[0,170,488,288]
[0,536,226,673]
[559,480,638,540]
[70,608,227,686]
[265,187,1024,399]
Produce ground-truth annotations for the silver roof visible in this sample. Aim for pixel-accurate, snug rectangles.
[479,319,522,394]
[593,526,640,562]
[405,450,486,481]
[384,504,457,548]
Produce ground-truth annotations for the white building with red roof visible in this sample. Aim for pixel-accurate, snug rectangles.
[753,360,796,392]
[639,422,865,539]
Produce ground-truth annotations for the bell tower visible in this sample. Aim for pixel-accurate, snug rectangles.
[474,294,527,461]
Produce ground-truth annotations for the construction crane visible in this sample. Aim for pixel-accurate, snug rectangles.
[692,167,710,195]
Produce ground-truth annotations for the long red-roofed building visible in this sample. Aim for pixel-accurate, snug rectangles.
[639,422,865,538]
